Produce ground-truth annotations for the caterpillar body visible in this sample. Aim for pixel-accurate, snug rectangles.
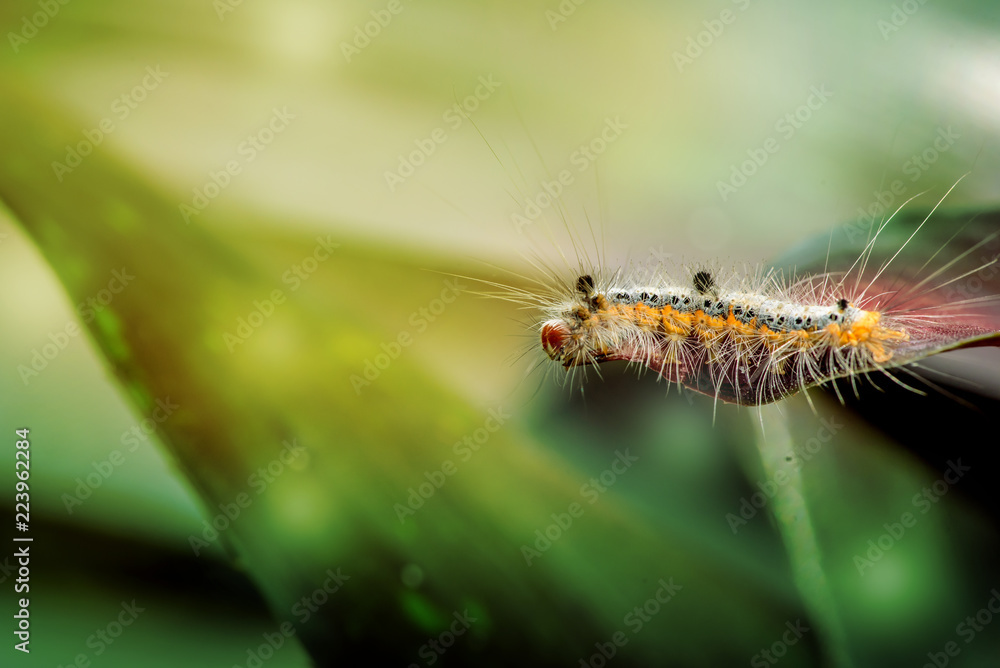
[493,193,1000,407]
[539,268,912,406]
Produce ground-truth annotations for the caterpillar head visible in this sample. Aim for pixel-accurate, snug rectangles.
[539,274,615,366]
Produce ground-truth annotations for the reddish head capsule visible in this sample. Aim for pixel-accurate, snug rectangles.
[540,321,570,361]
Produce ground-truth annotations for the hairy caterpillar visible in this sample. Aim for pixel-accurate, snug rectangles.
[539,267,909,406]
[485,183,1000,407]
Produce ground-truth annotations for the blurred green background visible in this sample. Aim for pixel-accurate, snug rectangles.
[2,1,1000,666]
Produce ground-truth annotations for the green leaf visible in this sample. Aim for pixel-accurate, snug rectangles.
[2,77,825,666]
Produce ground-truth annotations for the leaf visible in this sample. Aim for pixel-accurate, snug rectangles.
[755,401,853,668]
[2,76,825,666]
